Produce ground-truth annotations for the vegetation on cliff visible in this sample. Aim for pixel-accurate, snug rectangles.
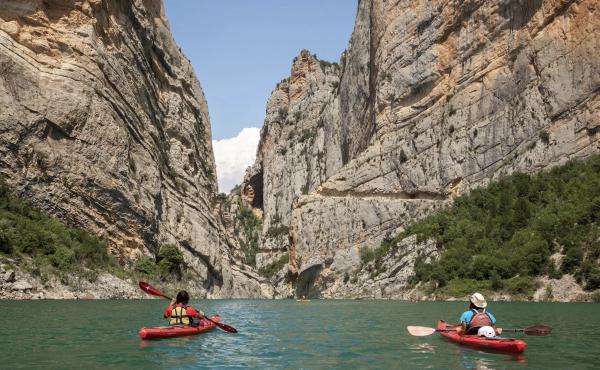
[0,180,114,282]
[235,203,262,267]
[259,253,289,279]
[365,156,600,297]
[0,180,184,284]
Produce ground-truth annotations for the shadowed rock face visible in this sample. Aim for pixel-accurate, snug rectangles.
[245,0,600,298]
[0,0,270,298]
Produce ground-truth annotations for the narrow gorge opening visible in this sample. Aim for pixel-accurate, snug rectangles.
[244,170,264,211]
[295,264,322,298]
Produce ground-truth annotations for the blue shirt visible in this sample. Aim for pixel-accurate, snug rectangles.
[460,309,496,327]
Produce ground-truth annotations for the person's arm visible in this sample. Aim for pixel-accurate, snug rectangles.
[187,306,205,318]
[457,311,470,334]
[487,312,502,334]
[163,299,176,318]
[459,311,471,325]
[487,312,497,325]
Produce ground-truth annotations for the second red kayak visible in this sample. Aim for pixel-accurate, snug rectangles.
[139,315,221,340]
[437,320,527,354]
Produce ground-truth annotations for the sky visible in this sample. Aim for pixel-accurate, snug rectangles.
[164,1,357,192]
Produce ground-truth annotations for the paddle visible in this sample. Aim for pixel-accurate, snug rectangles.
[138,281,238,333]
[407,324,552,337]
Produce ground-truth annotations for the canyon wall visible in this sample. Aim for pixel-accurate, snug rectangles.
[243,0,600,298]
[0,0,269,298]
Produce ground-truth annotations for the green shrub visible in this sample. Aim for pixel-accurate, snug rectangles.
[442,279,492,297]
[585,268,600,290]
[0,228,11,254]
[236,204,262,267]
[157,244,184,275]
[266,225,289,239]
[158,259,174,277]
[299,129,316,143]
[135,256,158,276]
[278,107,288,120]
[505,276,537,296]
[561,247,583,273]
[259,253,289,278]
[50,246,76,271]
[360,247,375,264]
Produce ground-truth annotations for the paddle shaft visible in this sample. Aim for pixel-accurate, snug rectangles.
[408,323,550,337]
[437,328,518,333]
[438,327,545,335]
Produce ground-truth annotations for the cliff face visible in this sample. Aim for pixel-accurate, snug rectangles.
[245,0,600,298]
[0,0,269,298]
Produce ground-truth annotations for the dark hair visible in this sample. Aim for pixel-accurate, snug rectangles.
[469,302,477,310]
[176,290,189,304]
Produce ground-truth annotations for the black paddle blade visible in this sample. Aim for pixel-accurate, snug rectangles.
[523,325,552,336]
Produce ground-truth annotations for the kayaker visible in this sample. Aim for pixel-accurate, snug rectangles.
[457,292,501,336]
[163,290,205,327]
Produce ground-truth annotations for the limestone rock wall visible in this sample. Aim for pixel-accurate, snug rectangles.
[0,0,268,298]
[248,0,600,298]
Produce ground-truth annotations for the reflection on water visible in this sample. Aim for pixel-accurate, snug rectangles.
[0,300,598,369]
[410,342,436,354]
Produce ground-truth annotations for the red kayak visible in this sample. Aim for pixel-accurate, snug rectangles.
[139,315,221,340]
[437,320,527,354]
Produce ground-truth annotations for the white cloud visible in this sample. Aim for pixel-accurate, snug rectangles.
[212,127,261,193]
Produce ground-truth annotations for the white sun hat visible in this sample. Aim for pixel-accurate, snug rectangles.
[470,292,487,308]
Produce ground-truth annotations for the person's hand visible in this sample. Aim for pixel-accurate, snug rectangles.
[199,311,205,319]
[170,298,176,305]
[496,327,503,335]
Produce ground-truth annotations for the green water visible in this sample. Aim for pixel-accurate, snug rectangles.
[0,300,598,369]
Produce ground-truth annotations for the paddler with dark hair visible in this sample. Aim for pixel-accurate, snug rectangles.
[457,292,502,337]
[163,290,205,327]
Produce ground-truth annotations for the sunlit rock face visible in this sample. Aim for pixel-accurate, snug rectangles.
[0,0,270,297]
[245,0,600,298]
